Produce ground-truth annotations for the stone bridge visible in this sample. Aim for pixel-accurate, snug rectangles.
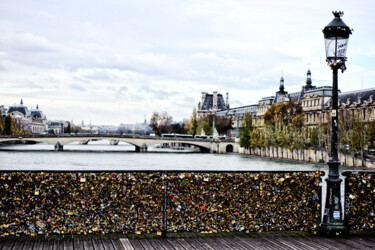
[0,135,239,153]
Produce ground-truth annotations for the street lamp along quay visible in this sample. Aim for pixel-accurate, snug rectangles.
[319,11,352,236]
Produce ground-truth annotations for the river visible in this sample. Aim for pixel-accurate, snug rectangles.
[0,140,329,172]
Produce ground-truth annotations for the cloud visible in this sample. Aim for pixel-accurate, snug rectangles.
[0,0,374,124]
[38,11,54,20]
[117,86,128,94]
[69,84,86,92]
[1,32,60,53]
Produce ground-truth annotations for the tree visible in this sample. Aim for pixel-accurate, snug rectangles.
[150,111,173,136]
[2,115,24,135]
[197,118,212,136]
[239,112,253,148]
[215,116,232,135]
[188,108,198,136]
[170,122,188,134]
[368,122,375,149]
[196,114,231,137]
[4,114,13,135]
[264,100,304,126]
[262,100,306,150]
[0,115,3,135]
[64,122,72,134]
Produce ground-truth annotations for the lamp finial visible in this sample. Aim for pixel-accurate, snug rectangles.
[332,11,344,18]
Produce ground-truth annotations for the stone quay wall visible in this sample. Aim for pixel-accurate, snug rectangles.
[239,147,375,168]
[0,171,321,236]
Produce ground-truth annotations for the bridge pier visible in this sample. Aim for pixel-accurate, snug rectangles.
[54,142,64,151]
[211,143,220,154]
[135,144,148,152]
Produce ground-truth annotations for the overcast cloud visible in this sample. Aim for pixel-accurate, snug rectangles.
[1,0,375,125]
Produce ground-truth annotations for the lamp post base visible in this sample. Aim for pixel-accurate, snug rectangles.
[319,160,348,237]
[319,222,348,237]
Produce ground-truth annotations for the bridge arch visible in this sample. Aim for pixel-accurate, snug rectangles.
[226,144,234,153]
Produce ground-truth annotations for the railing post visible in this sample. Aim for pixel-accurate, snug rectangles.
[162,171,168,237]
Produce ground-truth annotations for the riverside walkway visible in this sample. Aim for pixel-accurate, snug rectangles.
[1,231,375,250]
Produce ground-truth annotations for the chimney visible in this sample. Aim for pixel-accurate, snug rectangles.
[201,92,207,106]
[226,92,229,109]
[213,91,218,110]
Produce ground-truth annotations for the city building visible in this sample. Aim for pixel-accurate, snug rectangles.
[212,69,375,130]
[48,121,65,134]
[0,105,7,119]
[118,117,152,135]
[6,100,48,134]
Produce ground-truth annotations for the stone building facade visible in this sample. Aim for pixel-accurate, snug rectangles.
[214,69,375,129]
[6,100,48,134]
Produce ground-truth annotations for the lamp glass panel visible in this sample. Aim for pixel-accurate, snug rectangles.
[324,37,349,59]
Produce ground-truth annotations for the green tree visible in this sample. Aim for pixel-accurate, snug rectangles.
[199,118,212,136]
[263,100,306,150]
[64,122,72,134]
[4,114,13,135]
[264,100,304,126]
[196,114,232,136]
[368,122,375,149]
[239,112,253,148]
[188,108,198,136]
[0,115,4,135]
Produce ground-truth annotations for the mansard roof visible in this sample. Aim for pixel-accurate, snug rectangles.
[289,92,302,102]
[8,105,29,116]
[30,109,46,119]
[338,87,375,104]
[217,104,257,117]
[201,93,227,111]
[304,86,333,97]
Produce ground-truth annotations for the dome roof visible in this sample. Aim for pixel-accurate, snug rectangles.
[30,110,45,119]
[30,104,46,119]
[8,105,29,116]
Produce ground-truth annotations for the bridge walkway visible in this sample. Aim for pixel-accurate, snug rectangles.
[1,231,374,249]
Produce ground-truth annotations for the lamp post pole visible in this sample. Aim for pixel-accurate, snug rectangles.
[320,11,352,236]
[320,65,347,236]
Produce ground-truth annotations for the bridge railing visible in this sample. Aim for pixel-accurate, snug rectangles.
[0,171,321,236]
[342,171,375,231]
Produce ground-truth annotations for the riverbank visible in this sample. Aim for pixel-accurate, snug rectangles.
[238,146,375,169]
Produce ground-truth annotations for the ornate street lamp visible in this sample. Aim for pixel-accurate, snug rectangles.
[320,11,352,236]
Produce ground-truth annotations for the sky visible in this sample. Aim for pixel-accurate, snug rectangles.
[1,0,375,125]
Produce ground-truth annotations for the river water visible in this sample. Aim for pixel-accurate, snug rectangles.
[0,140,328,172]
